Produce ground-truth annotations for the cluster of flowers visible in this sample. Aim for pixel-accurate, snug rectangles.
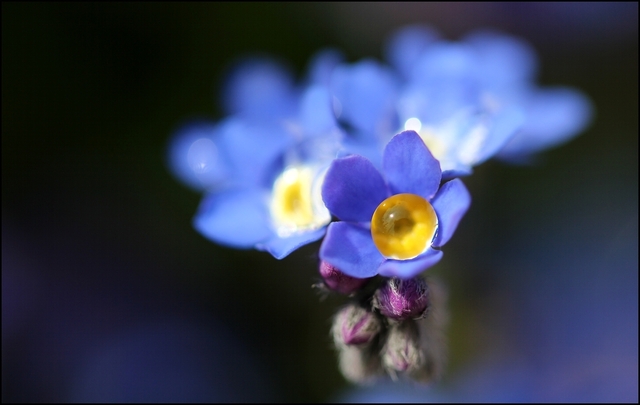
[167,25,591,383]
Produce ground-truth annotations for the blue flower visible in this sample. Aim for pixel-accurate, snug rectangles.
[319,130,471,279]
[394,27,593,173]
[331,26,592,179]
[191,85,344,259]
[167,57,300,192]
[167,52,347,259]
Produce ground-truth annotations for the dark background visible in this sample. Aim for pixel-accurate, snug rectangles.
[3,3,637,402]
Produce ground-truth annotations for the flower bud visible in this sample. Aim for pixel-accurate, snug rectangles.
[332,303,382,346]
[373,277,430,320]
[381,321,423,375]
[319,260,368,295]
[337,345,383,384]
[410,279,448,384]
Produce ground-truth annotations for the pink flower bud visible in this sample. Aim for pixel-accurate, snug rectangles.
[381,321,423,374]
[332,303,382,346]
[337,345,383,384]
[320,260,368,295]
[373,277,430,320]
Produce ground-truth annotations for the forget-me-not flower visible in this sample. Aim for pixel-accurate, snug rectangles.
[320,130,471,279]
[167,57,300,192]
[168,55,345,259]
[393,27,593,171]
[193,88,343,258]
[331,26,592,179]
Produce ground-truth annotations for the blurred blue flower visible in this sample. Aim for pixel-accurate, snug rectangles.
[399,27,593,171]
[332,25,593,178]
[193,88,342,258]
[167,55,345,259]
[167,57,301,192]
[320,131,470,279]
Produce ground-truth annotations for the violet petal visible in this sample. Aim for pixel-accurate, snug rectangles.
[322,155,389,222]
[320,222,385,278]
[383,131,442,200]
[431,178,471,248]
[378,248,443,279]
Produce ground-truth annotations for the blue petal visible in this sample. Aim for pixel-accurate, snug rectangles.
[256,227,326,260]
[465,106,525,165]
[216,118,292,187]
[398,79,479,131]
[193,188,272,248]
[442,168,473,181]
[322,155,389,222]
[330,60,399,135]
[220,56,296,121]
[384,24,440,80]
[377,248,443,279]
[465,30,538,86]
[383,131,442,200]
[410,42,475,84]
[497,87,593,159]
[299,85,337,137]
[305,48,344,87]
[319,222,385,278]
[167,120,228,191]
[431,179,471,248]
[339,132,385,171]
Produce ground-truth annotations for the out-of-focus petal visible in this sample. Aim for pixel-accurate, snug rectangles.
[410,43,475,84]
[399,77,477,125]
[167,120,228,191]
[256,228,326,260]
[377,248,443,279]
[330,60,399,135]
[322,155,389,222]
[306,48,344,87]
[299,85,337,137]
[497,87,593,159]
[461,106,525,166]
[383,131,441,200]
[216,118,292,186]
[320,222,385,278]
[465,30,538,86]
[441,167,473,181]
[384,24,440,80]
[193,188,272,248]
[431,179,471,248]
[220,56,296,121]
[339,133,385,171]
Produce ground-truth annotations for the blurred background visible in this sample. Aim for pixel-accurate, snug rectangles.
[2,3,637,402]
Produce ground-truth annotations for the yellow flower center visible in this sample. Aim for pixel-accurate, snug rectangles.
[270,166,330,237]
[371,193,438,260]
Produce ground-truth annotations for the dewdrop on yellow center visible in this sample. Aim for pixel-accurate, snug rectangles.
[371,193,438,260]
[270,166,331,237]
